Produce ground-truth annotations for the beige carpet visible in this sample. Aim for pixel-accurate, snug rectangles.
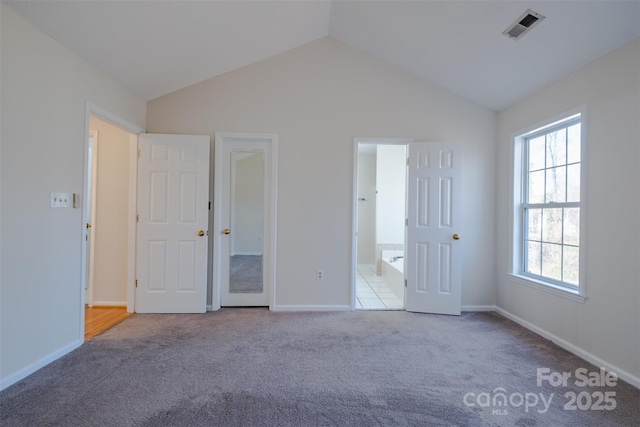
[1,309,638,426]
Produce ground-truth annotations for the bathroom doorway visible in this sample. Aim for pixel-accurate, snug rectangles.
[354,140,408,310]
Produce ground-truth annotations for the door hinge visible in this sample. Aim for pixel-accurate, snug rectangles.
[405,218,408,226]
[137,149,141,158]
[135,279,138,288]
[407,157,410,166]
[405,279,408,287]
[208,201,211,210]
[136,214,139,223]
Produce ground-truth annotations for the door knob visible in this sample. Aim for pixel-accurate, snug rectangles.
[223,228,231,235]
[197,230,206,237]
[453,233,461,240]
[86,223,92,229]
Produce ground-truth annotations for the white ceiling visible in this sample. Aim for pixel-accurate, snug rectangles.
[5,1,639,111]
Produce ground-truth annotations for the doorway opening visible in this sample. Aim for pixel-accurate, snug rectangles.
[352,139,464,315]
[83,118,136,339]
[85,117,133,307]
[354,140,409,310]
[81,104,142,340]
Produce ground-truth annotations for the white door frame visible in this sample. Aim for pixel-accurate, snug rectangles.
[212,132,278,310]
[351,137,412,310]
[81,103,143,336]
[85,130,98,307]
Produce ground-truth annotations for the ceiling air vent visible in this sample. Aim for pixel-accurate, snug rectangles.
[503,9,545,40]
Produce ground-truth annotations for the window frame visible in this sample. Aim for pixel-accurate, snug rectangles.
[509,108,587,303]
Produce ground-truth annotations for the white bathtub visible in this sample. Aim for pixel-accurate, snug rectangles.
[381,250,404,298]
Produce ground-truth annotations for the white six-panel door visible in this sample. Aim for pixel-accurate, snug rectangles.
[406,142,462,315]
[136,134,210,313]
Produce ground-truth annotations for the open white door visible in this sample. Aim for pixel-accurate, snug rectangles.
[136,134,210,313]
[406,142,462,315]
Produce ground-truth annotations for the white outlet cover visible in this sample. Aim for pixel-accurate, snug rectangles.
[50,192,71,208]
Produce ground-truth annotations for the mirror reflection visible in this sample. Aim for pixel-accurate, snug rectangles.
[229,151,264,294]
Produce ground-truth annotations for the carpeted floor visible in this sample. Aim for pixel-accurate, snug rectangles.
[229,255,263,293]
[1,309,637,426]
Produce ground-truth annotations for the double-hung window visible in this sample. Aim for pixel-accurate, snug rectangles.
[515,113,584,296]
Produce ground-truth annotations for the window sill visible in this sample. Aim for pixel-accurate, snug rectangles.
[507,273,587,304]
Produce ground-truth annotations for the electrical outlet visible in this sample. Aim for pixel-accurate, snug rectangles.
[316,269,324,280]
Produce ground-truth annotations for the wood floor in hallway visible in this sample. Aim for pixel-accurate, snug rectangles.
[85,305,133,341]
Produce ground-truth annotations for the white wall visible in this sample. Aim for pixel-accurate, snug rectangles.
[89,117,131,305]
[356,151,376,264]
[496,38,640,383]
[147,37,497,309]
[0,5,146,389]
[231,153,264,255]
[375,144,406,245]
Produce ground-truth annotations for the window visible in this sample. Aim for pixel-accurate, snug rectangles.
[514,113,583,295]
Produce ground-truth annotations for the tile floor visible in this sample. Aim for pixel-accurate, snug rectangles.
[356,264,404,310]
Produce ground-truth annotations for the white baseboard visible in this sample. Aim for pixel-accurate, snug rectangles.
[272,304,352,312]
[462,305,497,312]
[91,301,127,307]
[495,306,640,389]
[207,304,352,312]
[0,339,83,392]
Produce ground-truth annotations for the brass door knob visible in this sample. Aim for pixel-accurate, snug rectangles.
[86,223,92,229]
[223,228,231,235]
[453,233,461,240]
[197,230,205,237]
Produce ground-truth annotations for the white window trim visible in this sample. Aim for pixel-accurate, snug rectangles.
[508,105,588,304]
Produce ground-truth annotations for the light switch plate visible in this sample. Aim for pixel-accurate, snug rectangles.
[50,192,71,208]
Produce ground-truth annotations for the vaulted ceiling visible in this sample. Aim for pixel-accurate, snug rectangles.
[5,1,639,111]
